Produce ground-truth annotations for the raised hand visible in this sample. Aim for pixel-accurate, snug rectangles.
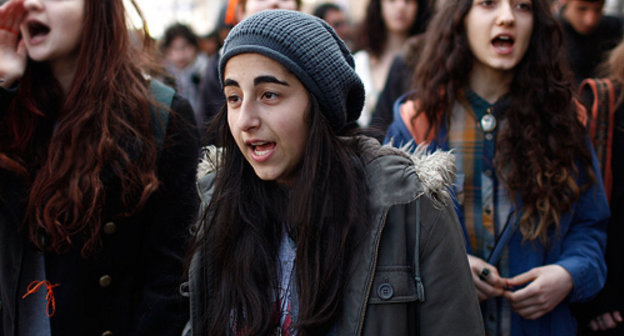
[467,254,507,302]
[503,265,573,320]
[0,0,27,88]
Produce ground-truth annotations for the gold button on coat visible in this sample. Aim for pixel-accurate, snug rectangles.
[103,221,117,235]
[99,275,112,288]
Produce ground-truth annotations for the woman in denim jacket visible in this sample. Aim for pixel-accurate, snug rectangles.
[385,0,610,334]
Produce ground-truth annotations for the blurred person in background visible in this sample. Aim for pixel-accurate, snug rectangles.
[313,2,352,49]
[574,38,624,336]
[198,30,221,57]
[368,35,425,141]
[369,0,441,140]
[557,0,623,84]
[0,0,199,335]
[353,0,430,128]
[198,0,301,145]
[161,23,208,122]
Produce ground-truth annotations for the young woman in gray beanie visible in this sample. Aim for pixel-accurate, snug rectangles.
[184,9,484,336]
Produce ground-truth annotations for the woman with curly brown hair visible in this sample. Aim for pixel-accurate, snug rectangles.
[385,0,609,334]
[0,0,199,335]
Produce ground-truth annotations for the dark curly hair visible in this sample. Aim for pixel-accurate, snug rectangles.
[410,0,594,243]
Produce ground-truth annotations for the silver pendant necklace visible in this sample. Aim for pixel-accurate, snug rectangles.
[480,106,497,133]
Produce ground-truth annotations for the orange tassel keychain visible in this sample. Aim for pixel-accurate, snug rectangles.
[22,280,60,317]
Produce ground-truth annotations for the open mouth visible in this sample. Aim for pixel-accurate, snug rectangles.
[27,21,50,39]
[250,142,276,156]
[491,35,515,51]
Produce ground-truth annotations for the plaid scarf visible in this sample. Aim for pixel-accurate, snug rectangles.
[448,90,512,336]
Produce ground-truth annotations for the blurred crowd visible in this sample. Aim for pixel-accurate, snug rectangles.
[157,0,623,140]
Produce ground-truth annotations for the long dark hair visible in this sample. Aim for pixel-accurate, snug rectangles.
[195,96,369,335]
[0,0,163,256]
[357,0,430,57]
[411,0,594,243]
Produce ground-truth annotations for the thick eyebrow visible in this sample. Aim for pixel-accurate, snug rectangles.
[254,75,289,87]
[223,79,239,87]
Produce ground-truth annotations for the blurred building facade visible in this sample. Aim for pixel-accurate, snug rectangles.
[606,0,623,15]
[133,0,220,38]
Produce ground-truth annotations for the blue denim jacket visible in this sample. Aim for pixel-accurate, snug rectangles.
[385,96,609,336]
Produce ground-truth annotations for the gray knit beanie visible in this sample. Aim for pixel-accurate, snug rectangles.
[219,10,364,131]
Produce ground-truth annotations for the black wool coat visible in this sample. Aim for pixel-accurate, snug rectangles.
[0,86,200,336]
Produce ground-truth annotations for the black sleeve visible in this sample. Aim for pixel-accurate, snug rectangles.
[130,94,201,335]
[590,101,624,312]
[369,55,412,142]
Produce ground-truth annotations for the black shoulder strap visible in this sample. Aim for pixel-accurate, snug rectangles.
[149,79,175,152]
[413,199,425,303]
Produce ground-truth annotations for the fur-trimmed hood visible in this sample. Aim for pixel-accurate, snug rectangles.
[196,136,455,207]
[196,145,221,179]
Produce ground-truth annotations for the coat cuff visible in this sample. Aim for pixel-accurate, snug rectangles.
[556,257,605,302]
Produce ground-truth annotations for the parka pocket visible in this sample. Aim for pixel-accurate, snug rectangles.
[368,266,419,304]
